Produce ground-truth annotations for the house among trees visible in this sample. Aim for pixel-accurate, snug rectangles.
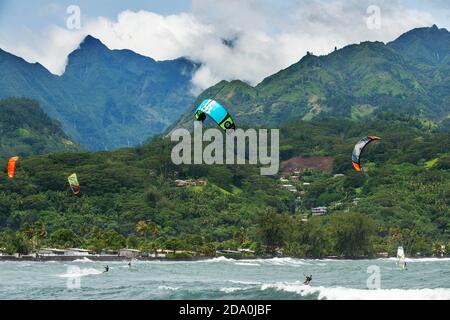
[119,248,141,258]
[216,249,241,255]
[279,156,333,175]
[101,249,119,256]
[238,248,255,254]
[36,248,66,256]
[312,207,327,216]
[280,184,298,193]
[36,248,92,256]
[175,179,207,187]
[64,248,93,256]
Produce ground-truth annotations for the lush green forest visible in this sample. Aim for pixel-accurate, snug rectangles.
[1,27,449,258]
[1,114,448,258]
[0,98,82,158]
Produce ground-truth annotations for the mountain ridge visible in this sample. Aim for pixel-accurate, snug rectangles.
[387,24,450,65]
[0,35,199,150]
[169,25,450,133]
[0,98,82,157]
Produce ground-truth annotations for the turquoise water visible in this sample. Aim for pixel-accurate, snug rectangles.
[1,257,449,300]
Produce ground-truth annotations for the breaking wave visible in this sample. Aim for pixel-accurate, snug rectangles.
[72,257,94,263]
[158,285,180,291]
[260,282,450,300]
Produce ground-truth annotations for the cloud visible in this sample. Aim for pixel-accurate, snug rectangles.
[0,25,84,74]
[0,0,439,91]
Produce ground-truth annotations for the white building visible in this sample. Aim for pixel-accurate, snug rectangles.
[238,248,255,254]
[119,249,141,258]
[36,248,65,256]
[312,207,327,216]
[64,248,92,256]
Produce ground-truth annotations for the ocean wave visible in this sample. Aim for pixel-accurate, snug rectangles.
[234,262,260,266]
[261,257,308,266]
[380,257,450,263]
[201,256,311,267]
[58,267,102,278]
[228,280,262,285]
[261,282,450,300]
[72,257,94,263]
[158,286,180,291]
[202,257,332,267]
[220,287,250,293]
[204,256,235,263]
[319,259,354,262]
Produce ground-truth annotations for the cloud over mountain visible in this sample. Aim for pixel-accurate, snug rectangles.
[0,0,439,91]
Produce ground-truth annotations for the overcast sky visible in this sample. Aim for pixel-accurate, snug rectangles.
[0,0,449,91]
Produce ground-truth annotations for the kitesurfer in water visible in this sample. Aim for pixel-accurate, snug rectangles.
[304,274,312,285]
[104,265,109,273]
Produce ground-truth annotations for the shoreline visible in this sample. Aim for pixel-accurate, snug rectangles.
[0,255,448,262]
[0,255,213,262]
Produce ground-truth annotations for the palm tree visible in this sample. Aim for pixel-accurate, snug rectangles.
[33,222,47,250]
[37,222,47,239]
[135,220,149,240]
[22,223,34,239]
[234,227,246,246]
[22,223,37,250]
[148,221,160,240]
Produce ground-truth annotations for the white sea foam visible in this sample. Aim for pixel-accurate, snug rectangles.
[158,285,180,291]
[59,267,102,278]
[261,282,450,300]
[228,280,262,285]
[205,256,235,263]
[320,259,354,262]
[207,257,317,266]
[72,257,94,263]
[262,257,307,266]
[380,257,450,263]
[221,287,248,293]
[234,262,260,266]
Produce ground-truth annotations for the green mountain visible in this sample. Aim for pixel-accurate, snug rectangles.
[171,26,450,132]
[388,25,450,65]
[0,116,448,257]
[0,27,449,258]
[0,36,198,150]
[0,98,82,158]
